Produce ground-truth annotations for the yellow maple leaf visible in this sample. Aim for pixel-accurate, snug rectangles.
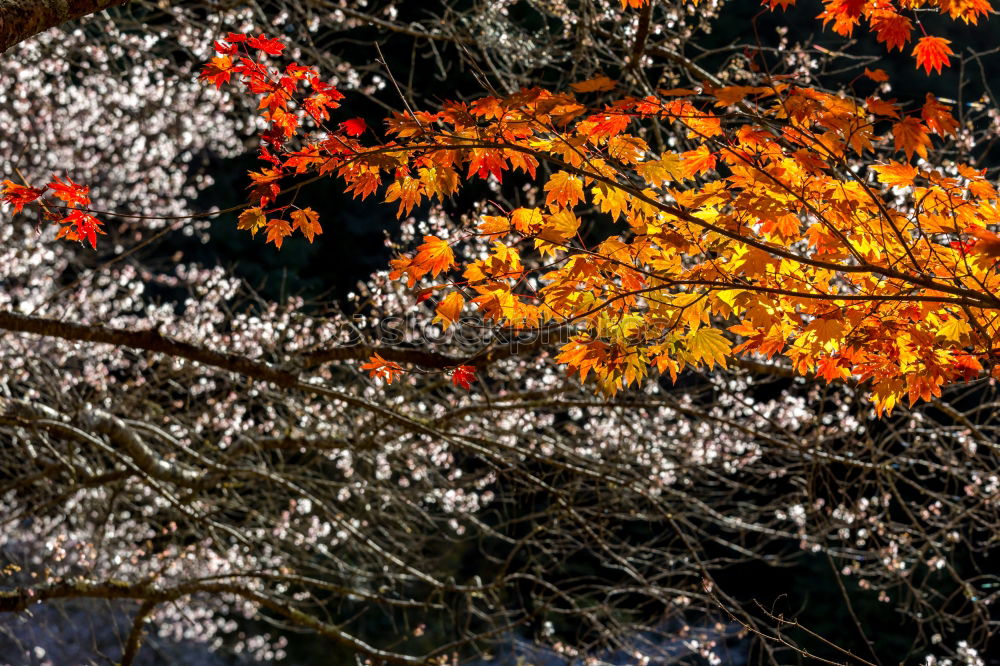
[936,316,971,343]
[685,327,731,369]
[539,209,580,242]
[892,117,932,160]
[636,154,684,187]
[237,207,266,237]
[803,317,847,353]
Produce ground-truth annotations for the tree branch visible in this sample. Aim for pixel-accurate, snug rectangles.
[0,310,297,387]
[0,0,130,52]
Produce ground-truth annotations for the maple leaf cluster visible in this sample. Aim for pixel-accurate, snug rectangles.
[1,176,104,248]
[622,0,985,74]
[205,32,1000,412]
[806,0,989,73]
[199,32,380,249]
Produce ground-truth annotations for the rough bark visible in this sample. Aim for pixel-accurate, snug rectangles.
[0,0,129,52]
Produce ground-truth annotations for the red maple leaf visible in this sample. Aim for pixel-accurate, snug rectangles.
[340,117,367,136]
[56,209,104,249]
[451,365,476,390]
[213,40,238,55]
[1,180,44,213]
[950,239,976,256]
[47,175,90,207]
[247,34,285,56]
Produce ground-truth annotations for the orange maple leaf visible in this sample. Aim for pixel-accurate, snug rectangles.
[570,76,616,93]
[871,162,918,187]
[913,36,953,75]
[290,208,323,243]
[816,357,850,382]
[921,94,959,136]
[412,235,455,278]
[200,55,235,88]
[863,67,889,82]
[866,96,900,119]
[680,145,717,179]
[265,218,293,249]
[434,292,465,330]
[819,0,867,37]
[892,117,932,160]
[967,227,1000,258]
[361,353,404,385]
[544,171,585,209]
[871,12,912,52]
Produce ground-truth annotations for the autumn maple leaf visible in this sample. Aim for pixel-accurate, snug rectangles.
[361,354,404,385]
[390,235,457,286]
[680,145,717,179]
[871,162,917,187]
[967,226,1000,258]
[265,218,293,249]
[950,238,976,255]
[921,94,959,136]
[1,180,44,213]
[570,75,616,93]
[433,292,465,330]
[892,117,932,160]
[339,117,367,136]
[816,357,850,383]
[413,236,455,277]
[201,55,235,88]
[685,328,731,370]
[819,0,867,36]
[863,67,889,82]
[451,365,476,390]
[913,36,953,75]
[871,12,912,52]
[290,208,322,243]
[47,175,90,207]
[247,34,285,56]
[212,39,238,55]
[543,171,585,209]
[55,209,104,249]
[237,207,267,237]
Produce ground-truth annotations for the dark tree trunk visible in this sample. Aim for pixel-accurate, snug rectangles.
[0,0,129,52]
